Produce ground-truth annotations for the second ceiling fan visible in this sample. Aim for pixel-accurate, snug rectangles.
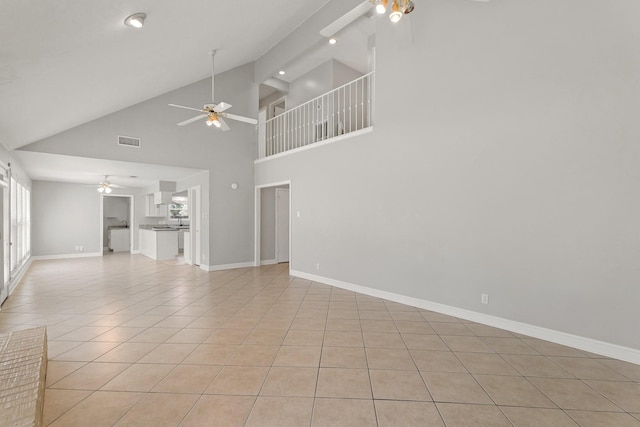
[169,50,257,131]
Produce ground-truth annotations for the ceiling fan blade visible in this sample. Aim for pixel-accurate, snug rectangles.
[169,103,205,113]
[178,114,208,126]
[222,113,258,125]
[213,102,232,113]
[218,117,231,131]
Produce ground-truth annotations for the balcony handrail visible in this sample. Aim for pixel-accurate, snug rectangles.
[264,71,375,126]
[259,71,375,159]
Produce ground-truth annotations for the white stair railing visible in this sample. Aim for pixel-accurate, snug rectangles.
[260,71,374,159]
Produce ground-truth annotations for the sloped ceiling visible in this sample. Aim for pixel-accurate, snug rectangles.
[0,0,331,151]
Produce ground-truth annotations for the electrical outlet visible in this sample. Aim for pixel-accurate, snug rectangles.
[79,246,84,252]
[316,263,320,270]
[481,293,489,304]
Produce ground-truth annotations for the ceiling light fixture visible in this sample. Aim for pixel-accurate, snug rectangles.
[124,13,146,28]
[329,38,337,45]
[370,0,415,22]
[402,0,415,14]
[97,176,115,193]
[278,70,286,75]
[206,113,221,128]
[389,0,403,22]
[376,0,388,14]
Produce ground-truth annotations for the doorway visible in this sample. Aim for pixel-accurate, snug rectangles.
[255,182,291,267]
[100,195,133,254]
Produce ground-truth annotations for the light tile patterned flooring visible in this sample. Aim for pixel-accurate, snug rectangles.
[1,254,639,426]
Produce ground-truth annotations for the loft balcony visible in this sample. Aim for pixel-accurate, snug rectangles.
[257,71,375,160]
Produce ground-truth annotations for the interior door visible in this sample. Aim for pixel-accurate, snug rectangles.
[276,188,289,263]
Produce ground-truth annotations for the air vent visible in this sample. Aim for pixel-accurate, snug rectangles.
[117,135,141,148]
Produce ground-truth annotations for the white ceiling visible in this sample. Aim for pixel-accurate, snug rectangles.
[11,151,204,188]
[0,0,332,151]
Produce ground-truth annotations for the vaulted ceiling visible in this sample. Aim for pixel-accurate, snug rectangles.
[0,0,334,151]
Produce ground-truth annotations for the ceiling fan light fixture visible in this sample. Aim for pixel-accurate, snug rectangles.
[403,0,415,14]
[206,113,221,128]
[124,13,146,28]
[105,187,112,194]
[376,0,388,14]
[97,187,104,193]
[389,0,403,22]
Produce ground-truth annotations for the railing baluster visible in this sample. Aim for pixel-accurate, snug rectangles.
[260,71,374,158]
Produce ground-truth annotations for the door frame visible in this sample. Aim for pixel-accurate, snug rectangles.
[99,194,134,254]
[0,174,7,304]
[190,185,202,266]
[275,187,290,263]
[254,181,291,268]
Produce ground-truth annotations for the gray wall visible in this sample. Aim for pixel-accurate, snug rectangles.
[287,60,334,110]
[256,0,640,350]
[287,59,364,110]
[333,60,363,88]
[31,181,100,256]
[20,63,257,268]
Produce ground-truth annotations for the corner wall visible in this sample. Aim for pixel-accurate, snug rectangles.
[255,0,640,353]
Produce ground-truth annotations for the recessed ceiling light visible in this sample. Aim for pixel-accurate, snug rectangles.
[279,70,285,75]
[329,38,337,45]
[124,13,146,28]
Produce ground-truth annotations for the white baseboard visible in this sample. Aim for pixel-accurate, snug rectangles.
[131,249,141,254]
[290,270,640,365]
[31,252,102,261]
[201,261,255,272]
[260,259,278,266]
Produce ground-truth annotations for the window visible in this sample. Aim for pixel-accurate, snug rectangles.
[10,178,30,272]
[169,202,189,218]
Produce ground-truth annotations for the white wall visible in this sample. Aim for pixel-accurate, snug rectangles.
[31,181,100,256]
[255,0,640,352]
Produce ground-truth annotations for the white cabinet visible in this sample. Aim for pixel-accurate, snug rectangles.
[109,229,130,252]
[139,229,178,260]
[177,231,184,250]
[145,195,168,217]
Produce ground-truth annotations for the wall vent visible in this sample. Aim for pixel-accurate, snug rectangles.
[118,135,141,148]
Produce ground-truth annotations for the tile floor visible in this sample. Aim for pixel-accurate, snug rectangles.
[1,254,639,426]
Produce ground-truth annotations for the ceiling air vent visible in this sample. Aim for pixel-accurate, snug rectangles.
[117,135,141,148]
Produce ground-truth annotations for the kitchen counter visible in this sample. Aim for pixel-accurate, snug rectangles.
[139,228,178,260]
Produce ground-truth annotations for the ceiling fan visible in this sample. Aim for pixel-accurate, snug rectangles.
[169,50,258,131]
[95,176,124,193]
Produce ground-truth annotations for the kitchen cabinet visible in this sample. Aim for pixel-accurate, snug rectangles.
[145,195,168,217]
[139,229,178,260]
[109,228,130,252]
[154,191,172,205]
